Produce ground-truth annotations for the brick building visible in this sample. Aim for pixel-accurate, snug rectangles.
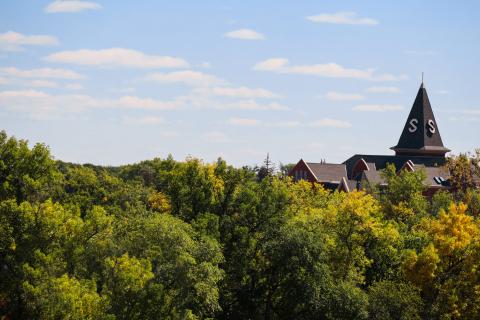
[289,82,452,194]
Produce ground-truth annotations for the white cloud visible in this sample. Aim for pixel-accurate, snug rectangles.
[109,87,136,93]
[309,118,351,128]
[227,118,301,128]
[443,109,480,122]
[217,100,289,111]
[45,48,189,69]
[198,62,211,68]
[0,67,85,79]
[202,131,232,143]
[228,117,261,126]
[145,71,226,86]
[0,75,85,89]
[353,104,403,112]
[0,90,50,99]
[0,31,59,51]
[323,91,364,101]
[196,86,279,98]
[0,77,59,88]
[116,96,181,110]
[0,87,288,120]
[0,90,182,118]
[441,109,480,116]
[306,12,378,25]
[0,90,102,118]
[45,1,102,13]
[29,80,59,88]
[366,86,401,93]
[224,28,265,40]
[269,121,300,128]
[253,58,289,71]
[121,116,164,125]
[180,90,289,110]
[64,83,84,90]
[253,58,405,81]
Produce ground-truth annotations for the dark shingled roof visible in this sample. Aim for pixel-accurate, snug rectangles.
[346,179,359,191]
[359,165,451,188]
[343,154,447,179]
[306,162,347,182]
[338,177,359,192]
[416,165,450,186]
[361,170,386,186]
[392,83,450,156]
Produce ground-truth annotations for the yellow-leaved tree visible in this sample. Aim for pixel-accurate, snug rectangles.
[403,203,480,318]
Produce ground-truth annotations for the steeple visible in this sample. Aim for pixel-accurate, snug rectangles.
[391,82,450,157]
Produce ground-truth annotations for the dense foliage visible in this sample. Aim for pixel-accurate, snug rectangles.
[1,130,480,319]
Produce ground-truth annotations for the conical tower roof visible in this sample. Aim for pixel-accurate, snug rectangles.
[391,83,450,157]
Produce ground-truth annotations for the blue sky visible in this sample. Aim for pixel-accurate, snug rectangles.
[1,0,479,166]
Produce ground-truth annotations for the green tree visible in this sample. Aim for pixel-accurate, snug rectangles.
[379,164,428,227]
[23,273,112,320]
[368,280,423,320]
[0,130,63,203]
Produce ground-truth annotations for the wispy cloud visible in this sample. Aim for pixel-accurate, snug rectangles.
[45,1,102,13]
[323,91,364,101]
[116,96,181,110]
[253,58,406,81]
[145,71,226,86]
[0,77,86,90]
[228,117,261,126]
[440,109,480,116]
[227,117,300,128]
[0,78,59,88]
[0,31,58,51]
[198,62,211,68]
[0,90,182,119]
[353,104,403,112]
[269,121,300,128]
[224,29,264,40]
[306,12,378,26]
[215,100,289,111]
[121,116,164,125]
[0,90,104,118]
[45,48,189,69]
[309,118,352,128]
[194,86,279,98]
[65,83,84,90]
[0,89,288,119]
[0,67,85,79]
[366,86,401,93]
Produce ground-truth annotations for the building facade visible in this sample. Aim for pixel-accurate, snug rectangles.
[289,83,451,194]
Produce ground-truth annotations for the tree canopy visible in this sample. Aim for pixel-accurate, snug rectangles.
[1,130,479,319]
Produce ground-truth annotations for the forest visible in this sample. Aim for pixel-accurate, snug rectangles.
[1,129,480,320]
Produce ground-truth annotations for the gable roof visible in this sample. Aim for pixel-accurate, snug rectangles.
[338,177,360,192]
[343,154,447,179]
[305,162,347,183]
[392,83,450,156]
